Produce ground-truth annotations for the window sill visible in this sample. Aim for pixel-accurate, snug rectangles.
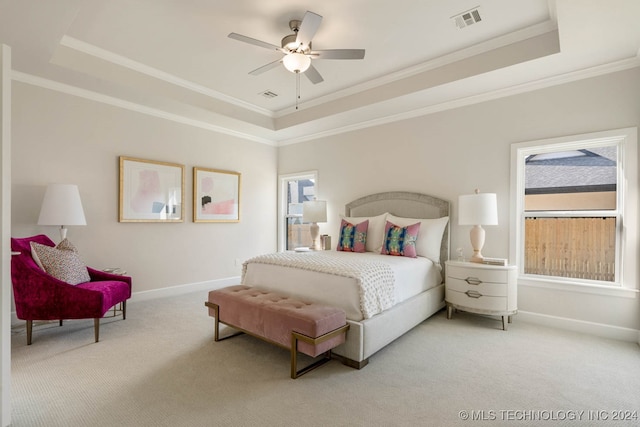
[518,276,639,299]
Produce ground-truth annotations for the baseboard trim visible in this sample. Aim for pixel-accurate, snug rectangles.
[129,276,241,303]
[518,310,640,343]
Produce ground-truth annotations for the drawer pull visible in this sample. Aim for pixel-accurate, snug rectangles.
[465,277,482,285]
[465,290,482,299]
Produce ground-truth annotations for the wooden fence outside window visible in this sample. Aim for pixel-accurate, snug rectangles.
[524,217,616,282]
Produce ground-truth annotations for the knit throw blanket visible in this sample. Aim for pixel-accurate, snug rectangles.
[242,251,395,319]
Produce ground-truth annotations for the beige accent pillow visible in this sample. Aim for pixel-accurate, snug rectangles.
[340,212,388,253]
[30,239,91,285]
[386,214,449,263]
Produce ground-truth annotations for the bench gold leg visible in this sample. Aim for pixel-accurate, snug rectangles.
[291,324,350,379]
[213,304,219,342]
[205,301,243,342]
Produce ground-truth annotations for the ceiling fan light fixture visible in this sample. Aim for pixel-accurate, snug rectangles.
[283,52,311,73]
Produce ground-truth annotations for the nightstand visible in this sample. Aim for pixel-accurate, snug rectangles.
[445,260,517,330]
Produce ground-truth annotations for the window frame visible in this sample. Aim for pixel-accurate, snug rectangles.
[277,170,318,252]
[510,128,638,298]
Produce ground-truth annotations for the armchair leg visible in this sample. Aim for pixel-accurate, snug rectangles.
[94,318,100,343]
[59,319,63,326]
[26,320,33,345]
[122,300,127,320]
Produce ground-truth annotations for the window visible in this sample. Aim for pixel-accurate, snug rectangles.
[278,171,317,251]
[510,128,637,293]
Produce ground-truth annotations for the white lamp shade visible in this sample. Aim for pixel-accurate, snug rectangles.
[458,192,498,225]
[283,52,311,73]
[38,184,87,226]
[302,200,327,223]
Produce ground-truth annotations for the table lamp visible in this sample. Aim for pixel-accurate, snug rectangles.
[458,189,498,263]
[38,184,87,241]
[302,200,327,250]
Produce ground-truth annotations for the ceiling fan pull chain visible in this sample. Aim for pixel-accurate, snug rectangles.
[296,71,300,110]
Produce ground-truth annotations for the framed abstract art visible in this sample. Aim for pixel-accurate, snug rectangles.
[193,167,241,222]
[119,156,185,222]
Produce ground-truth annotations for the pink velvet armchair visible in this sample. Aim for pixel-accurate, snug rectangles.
[11,235,132,345]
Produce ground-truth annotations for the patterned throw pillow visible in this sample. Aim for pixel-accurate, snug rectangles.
[386,214,449,262]
[336,219,368,253]
[381,221,421,258]
[30,238,91,285]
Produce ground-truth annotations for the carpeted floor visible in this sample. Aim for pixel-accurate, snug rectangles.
[10,291,640,426]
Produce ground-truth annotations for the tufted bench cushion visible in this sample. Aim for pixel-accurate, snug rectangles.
[206,285,349,378]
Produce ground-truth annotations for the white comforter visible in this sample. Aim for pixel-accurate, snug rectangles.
[242,251,442,321]
[242,251,395,319]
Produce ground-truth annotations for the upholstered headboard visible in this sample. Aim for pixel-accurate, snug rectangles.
[345,191,450,264]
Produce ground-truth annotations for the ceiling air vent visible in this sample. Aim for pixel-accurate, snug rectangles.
[452,7,482,29]
[260,90,278,99]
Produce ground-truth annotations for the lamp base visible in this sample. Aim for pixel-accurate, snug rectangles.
[310,222,321,251]
[469,253,485,263]
[469,225,486,264]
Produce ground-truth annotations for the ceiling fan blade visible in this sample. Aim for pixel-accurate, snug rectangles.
[228,33,283,52]
[295,11,322,48]
[311,49,366,60]
[304,64,324,84]
[249,58,283,76]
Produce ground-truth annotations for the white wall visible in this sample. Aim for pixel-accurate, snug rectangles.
[278,67,640,332]
[1,44,12,427]
[11,82,278,296]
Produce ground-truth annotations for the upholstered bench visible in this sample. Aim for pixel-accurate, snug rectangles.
[205,285,349,378]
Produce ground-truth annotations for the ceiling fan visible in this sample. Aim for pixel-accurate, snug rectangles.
[228,10,365,85]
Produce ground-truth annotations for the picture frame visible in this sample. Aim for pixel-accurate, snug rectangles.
[193,167,241,222]
[119,156,185,222]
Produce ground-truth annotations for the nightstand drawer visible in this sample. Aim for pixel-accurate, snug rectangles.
[447,264,508,284]
[445,261,517,330]
[446,289,508,312]
[445,276,507,297]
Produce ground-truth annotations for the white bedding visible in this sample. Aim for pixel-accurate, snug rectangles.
[242,251,442,321]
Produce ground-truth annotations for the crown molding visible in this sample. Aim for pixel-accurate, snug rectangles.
[276,21,559,116]
[58,36,275,118]
[276,56,640,146]
[10,52,639,148]
[11,71,277,146]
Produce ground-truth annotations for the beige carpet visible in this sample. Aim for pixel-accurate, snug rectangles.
[10,291,640,427]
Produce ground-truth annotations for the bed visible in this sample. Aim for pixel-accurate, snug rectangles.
[242,191,450,368]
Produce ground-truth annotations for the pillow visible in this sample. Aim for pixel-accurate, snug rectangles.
[381,221,420,258]
[30,239,91,285]
[339,212,388,253]
[386,214,449,262]
[336,219,368,253]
